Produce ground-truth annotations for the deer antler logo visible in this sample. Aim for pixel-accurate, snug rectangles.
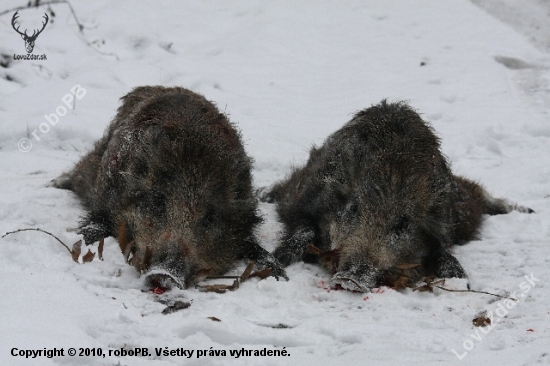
[11,11,49,54]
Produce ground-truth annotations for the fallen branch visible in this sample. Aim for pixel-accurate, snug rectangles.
[2,228,99,264]
[196,279,239,293]
[2,228,71,254]
[195,262,274,293]
[434,286,518,301]
[412,276,518,301]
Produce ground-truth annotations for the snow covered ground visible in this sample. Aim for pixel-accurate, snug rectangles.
[1,0,549,365]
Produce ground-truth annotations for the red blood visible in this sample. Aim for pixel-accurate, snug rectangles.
[363,296,369,300]
[317,280,331,291]
[150,287,166,295]
[527,329,534,332]
[149,279,169,295]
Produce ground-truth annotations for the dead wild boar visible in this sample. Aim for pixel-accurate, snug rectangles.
[266,100,532,292]
[52,86,286,288]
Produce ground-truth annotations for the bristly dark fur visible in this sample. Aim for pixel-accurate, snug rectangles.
[267,100,533,291]
[52,86,287,288]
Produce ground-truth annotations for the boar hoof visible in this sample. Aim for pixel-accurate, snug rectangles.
[255,255,289,281]
[432,250,468,280]
[267,264,289,281]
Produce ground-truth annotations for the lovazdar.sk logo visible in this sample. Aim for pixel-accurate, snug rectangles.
[11,10,48,60]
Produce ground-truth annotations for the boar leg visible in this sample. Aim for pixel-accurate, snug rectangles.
[272,226,316,267]
[424,243,468,281]
[77,211,114,245]
[242,240,289,280]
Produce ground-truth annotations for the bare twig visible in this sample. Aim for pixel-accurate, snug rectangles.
[2,228,71,254]
[195,279,239,293]
[411,276,518,301]
[435,286,518,301]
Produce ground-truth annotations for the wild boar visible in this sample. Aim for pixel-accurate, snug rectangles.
[52,86,286,288]
[266,100,532,291]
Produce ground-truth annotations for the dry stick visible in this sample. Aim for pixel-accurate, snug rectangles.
[434,286,518,301]
[2,228,71,254]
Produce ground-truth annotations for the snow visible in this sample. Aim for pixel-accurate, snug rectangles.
[1,0,549,365]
